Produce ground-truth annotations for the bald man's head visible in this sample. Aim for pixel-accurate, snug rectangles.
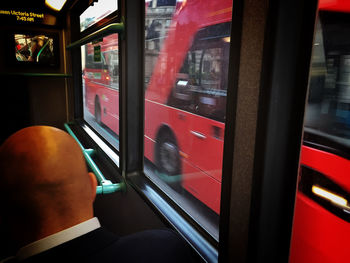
[0,126,97,247]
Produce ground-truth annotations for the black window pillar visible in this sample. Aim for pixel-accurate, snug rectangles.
[249,0,318,262]
[219,0,318,262]
[120,0,145,176]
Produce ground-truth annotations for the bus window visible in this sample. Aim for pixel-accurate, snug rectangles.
[144,0,233,240]
[290,10,350,263]
[81,33,120,150]
[168,23,230,122]
[304,15,350,143]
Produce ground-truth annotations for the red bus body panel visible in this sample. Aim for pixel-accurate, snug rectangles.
[85,80,120,134]
[319,0,350,13]
[290,146,350,263]
[290,192,350,263]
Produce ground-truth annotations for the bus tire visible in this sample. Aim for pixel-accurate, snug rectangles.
[95,96,101,124]
[156,132,181,175]
[155,130,182,191]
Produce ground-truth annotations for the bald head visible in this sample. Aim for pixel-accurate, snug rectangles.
[0,126,97,247]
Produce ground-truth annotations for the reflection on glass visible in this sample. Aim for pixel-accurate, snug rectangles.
[144,0,233,239]
[80,0,118,32]
[82,33,120,149]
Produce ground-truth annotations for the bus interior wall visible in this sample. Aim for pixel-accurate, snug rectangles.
[0,24,67,143]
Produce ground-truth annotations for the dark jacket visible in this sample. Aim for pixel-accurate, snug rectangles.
[15,228,194,263]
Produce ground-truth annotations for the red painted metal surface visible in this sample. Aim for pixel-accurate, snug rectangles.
[290,192,350,263]
[290,146,350,263]
[319,0,350,13]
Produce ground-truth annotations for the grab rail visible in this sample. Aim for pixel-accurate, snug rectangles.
[66,22,124,49]
[64,123,125,194]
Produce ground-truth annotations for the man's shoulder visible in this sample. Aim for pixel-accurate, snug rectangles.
[20,228,195,263]
[18,227,118,263]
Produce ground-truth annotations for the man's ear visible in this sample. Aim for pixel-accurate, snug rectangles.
[88,172,98,202]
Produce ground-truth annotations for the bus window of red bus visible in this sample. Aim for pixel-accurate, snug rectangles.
[168,23,230,123]
[144,0,233,240]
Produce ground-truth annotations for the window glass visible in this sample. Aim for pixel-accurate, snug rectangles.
[144,0,233,240]
[80,0,118,32]
[81,33,120,150]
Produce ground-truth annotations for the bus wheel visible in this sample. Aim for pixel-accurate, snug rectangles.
[156,133,181,175]
[155,131,183,190]
[95,97,101,124]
